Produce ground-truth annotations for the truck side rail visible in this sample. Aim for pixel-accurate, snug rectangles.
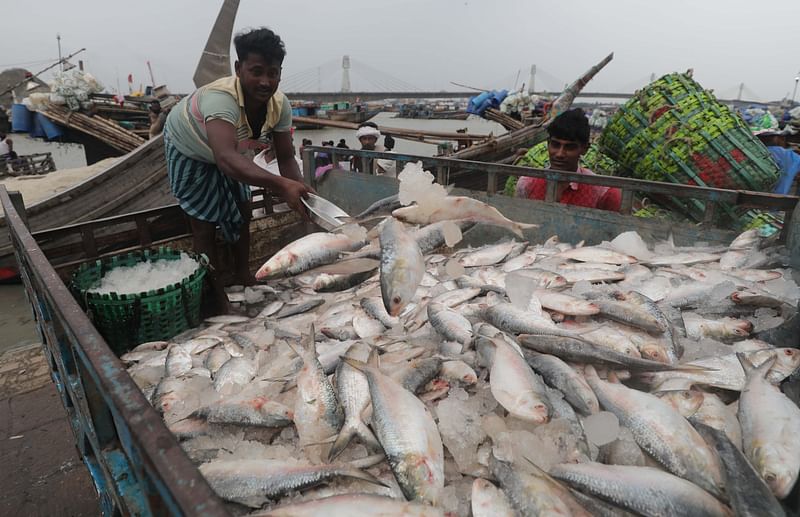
[302,146,800,239]
[0,186,229,516]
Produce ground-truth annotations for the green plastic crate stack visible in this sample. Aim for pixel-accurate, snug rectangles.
[70,247,207,355]
[505,142,619,196]
[598,72,781,232]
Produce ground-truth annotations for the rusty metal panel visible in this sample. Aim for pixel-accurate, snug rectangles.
[0,186,230,517]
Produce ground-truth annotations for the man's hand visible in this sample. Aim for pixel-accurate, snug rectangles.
[279,178,315,219]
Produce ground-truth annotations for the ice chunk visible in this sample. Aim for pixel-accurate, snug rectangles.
[609,231,654,261]
[481,413,508,442]
[679,337,732,362]
[445,259,466,279]
[570,280,594,296]
[752,315,785,333]
[244,287,265,305]
[505,270,536,309]
[437,385,497,474]
[602,426,646,466]
[441,221,463,247]
[583,411,620,446]
[397,161,448,211]
[339,223,368,242]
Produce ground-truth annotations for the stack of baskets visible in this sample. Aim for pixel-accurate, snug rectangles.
[598,72,781,231]
[70,247,207,355]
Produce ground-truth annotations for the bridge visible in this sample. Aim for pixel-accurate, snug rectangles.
[281,57,780,106]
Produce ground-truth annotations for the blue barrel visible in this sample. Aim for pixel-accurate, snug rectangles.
[11,104,33,133]
[36,113,64,140]
[30,113,46,138]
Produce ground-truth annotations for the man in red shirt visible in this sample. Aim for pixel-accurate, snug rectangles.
[515,109,621,211]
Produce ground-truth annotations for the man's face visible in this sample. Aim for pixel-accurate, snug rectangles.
[359,135,377,150]
[548,137,587,172]
[235,53,282,104]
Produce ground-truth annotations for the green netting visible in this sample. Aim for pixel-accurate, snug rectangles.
[70,247,207,355]
[598,72,782,232]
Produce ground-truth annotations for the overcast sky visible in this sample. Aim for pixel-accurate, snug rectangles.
[4,0,800,102]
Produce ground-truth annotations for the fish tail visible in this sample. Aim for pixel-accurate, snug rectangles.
[355,420,381,451]
[736,351,775,378]
[328,422,358,462]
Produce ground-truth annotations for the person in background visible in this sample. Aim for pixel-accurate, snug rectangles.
[336,138,349,149]
[754,128,800,195]
[163,27,314,312]
[0,130,17,173]
[351,121,384,173]
[148,100,169,138]
[376,134,397,177]
[515,108,621,211]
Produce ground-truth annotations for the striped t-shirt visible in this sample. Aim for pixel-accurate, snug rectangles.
[165,75,292,163]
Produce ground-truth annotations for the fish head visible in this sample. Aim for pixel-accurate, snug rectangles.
[766,348,800,383]
[655,390,703,417]
[398,453,444,505]
[639,343,668,363]
[547,275,568,289]
[752,445,798,499]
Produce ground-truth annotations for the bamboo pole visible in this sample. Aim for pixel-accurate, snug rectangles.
[39,104,145,153]
[484,108,525,131]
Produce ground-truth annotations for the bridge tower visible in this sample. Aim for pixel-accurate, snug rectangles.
[341,55,351,93]
[527,65,536,94]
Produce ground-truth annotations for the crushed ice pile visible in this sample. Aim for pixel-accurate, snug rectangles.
[119,220,800,516]
[89,253,200,295]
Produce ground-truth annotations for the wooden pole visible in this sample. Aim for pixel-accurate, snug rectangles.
[291,115,492,143]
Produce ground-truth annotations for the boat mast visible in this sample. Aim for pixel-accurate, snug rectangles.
[193,0,241,88]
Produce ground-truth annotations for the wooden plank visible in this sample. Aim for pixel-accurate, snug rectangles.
[7,191,28,228]
[487,171,497,195]
[79,226,97,258]
[545,180,558,203]
[619,189,634,214]
[134,215,152,246]
[702,201,717,224]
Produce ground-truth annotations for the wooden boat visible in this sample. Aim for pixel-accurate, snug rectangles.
[0,135,172,266]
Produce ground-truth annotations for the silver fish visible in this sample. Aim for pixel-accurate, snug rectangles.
[288,327,344,463]
[689,393,742,451]
[388,356,443,394]
[392,196,538,238]
[275,298,326,319]
[192,396,293,427]
[251,494,444,517]
[255,232,364,280]
[737,353,800,498]
[165,344,192,377]
[471,478,516,517]
[489,337,551,423]
[337,194,401,224]
[584,366,725,498]
[199,459,386,507]
[695,423,785,517]
[213,357,256,394]
[550,462,732,517]
[428,302,473,346]
[343,357,444,504]
[458,241,521,267]
[360,296,400,328]
[526,352,599,415]
[379,218,425,316]
[557,246,637,264]
[329,344,380,461]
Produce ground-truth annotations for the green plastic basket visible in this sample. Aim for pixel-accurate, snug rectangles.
[598,72,782,232]
[70,247,208,355]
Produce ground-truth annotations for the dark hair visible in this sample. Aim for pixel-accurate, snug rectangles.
[302,138,312,145]
[339,138,346,144]
[384,135,395,150]
[358,121,379,130]
[234,27,286,64]
[547,108,589,145]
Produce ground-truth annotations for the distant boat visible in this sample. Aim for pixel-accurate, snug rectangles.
[317,102,380,124]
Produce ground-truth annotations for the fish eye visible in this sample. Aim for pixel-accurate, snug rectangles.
[765,472,777,482]
[393,296,402,304]
[785,350,795,356]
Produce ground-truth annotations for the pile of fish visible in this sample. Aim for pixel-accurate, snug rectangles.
[123,194,800,516]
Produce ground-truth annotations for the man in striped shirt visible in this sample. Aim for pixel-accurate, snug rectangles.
[165,27,313,311]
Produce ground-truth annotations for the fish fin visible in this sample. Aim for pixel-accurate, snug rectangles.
[736,351,775,378]
[346,452,386,470]
[367,347,380,368]
[355,420,381,451]
[328,423,357,462]
[341,357,369,373]
[338,467,392,489]
[279,379,297,393]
